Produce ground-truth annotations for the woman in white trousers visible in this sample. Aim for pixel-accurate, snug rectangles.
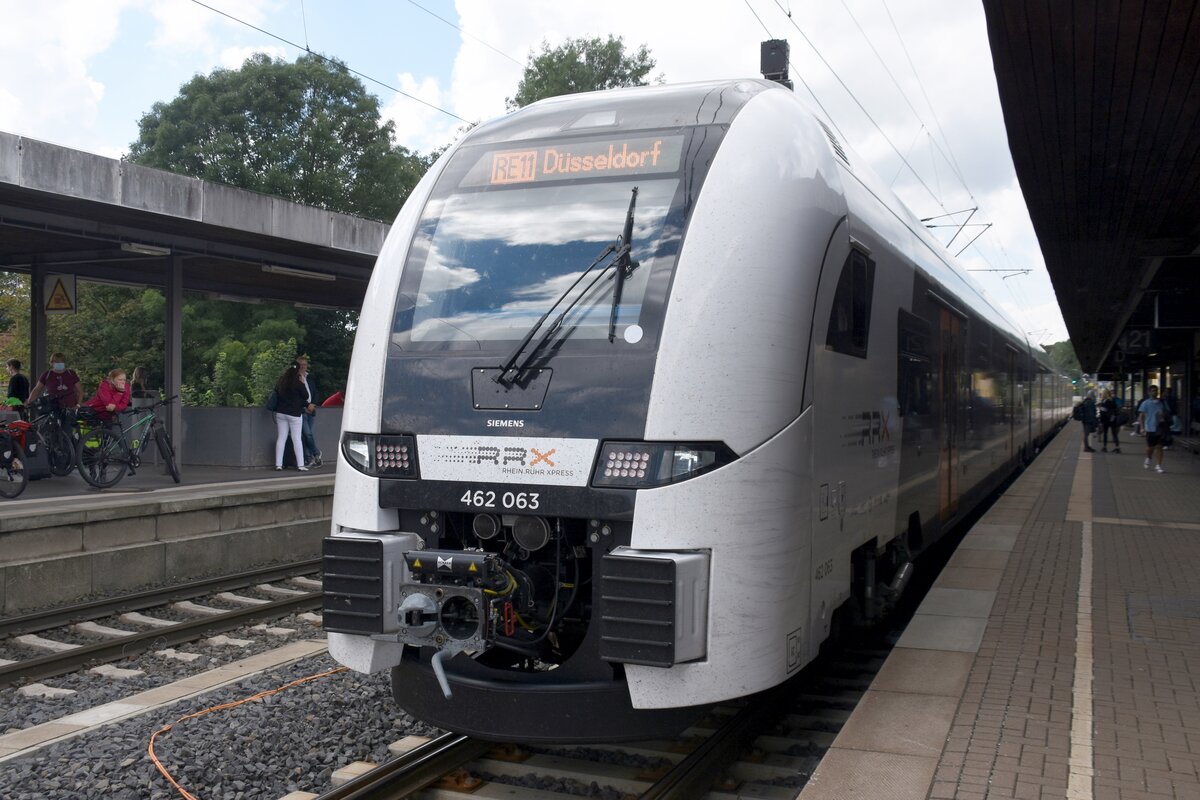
[272,361,310,471]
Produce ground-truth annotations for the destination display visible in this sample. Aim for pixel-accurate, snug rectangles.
[459,134,686,187]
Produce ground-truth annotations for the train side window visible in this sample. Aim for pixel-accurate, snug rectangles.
[826,250,875,358]
[898,311,932,417]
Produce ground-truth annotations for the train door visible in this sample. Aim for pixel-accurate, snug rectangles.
[937,309,964,521]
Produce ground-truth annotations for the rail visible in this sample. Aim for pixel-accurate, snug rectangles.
[314,732,493,800]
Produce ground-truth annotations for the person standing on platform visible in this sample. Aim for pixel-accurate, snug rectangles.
[1081,389,1098,452]
[296,355,322,468]
[5,359,29,417]
[1099,388,1121,453]
[272,361,309,471]
[1138,385,1167,473]
[26,352,83,410]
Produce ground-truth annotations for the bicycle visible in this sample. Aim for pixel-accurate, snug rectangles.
[26,396,78,477]
[0,421,29,498]
[75,396,181,489]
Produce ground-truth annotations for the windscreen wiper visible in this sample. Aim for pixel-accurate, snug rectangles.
[498,243,630,385]
[495,243,617,385]
[608,187,639,342]
[495,187,641,386]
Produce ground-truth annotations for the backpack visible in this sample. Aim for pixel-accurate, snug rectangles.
[1071,403,1083,421]
[264,389,279,412]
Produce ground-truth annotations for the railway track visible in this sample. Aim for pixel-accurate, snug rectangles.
[0,560,323,687]
[308,644,888,800]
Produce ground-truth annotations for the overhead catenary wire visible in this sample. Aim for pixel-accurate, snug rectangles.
[880,0,974,202]
[839,0,974,201]
[299,0,310,52]
[751,0,1052,340]
[741,0,851,147]
[405,0,525,67]
[823,0,1011,264]
[766,0,951,218]
[188,0,469,123]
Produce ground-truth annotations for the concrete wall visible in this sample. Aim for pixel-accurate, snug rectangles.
[0,480,333,614]
[180,407,343,467]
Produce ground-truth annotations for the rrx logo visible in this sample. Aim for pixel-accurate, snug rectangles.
[473,446,556,468]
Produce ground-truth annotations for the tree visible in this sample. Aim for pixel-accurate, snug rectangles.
[129,53,428,222]
[506,36,661,111]
[1043,340,1083,381]
[122,53,406,405]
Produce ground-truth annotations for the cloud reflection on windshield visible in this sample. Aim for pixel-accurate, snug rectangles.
[408,179,677,342]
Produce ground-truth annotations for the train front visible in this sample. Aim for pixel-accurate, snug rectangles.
[325,80,847,741]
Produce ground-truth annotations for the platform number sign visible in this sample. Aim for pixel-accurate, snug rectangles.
[44,274,76,316]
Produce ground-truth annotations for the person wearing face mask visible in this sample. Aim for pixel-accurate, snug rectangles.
[26,352,83,410]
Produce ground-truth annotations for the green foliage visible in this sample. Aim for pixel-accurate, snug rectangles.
[44,285,165,388]
[250,337,299,406]
[128,52,429,221]
[0,278,354,408]
[0,273,30,366]
[506,36,661,111]
[1042,340,1082,379]
[3,55,405,407]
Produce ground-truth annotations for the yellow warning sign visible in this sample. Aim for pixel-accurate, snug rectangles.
[468,563,478,573]
[412,558,422,569]
[44,274,77,315]
[47,279,73,310]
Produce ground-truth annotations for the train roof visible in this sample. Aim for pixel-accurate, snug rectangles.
[467,79,776,145]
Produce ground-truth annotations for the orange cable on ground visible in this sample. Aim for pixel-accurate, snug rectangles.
[148,665,349,800]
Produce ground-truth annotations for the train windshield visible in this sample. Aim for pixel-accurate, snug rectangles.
[391,129,716,352]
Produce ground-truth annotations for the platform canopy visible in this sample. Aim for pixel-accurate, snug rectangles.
[0,130,393,452]
[0,131,388,308]
[983,1,1200,375]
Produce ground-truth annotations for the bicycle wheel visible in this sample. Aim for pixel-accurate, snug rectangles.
[47,425,76,476]
[0,441,28,499]
[156,429,181,483]
[76,427,128,489]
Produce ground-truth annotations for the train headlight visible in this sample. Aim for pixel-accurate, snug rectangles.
[341,433,419,478]
[591,441,736,488]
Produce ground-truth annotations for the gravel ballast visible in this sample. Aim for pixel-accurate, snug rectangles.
[0,614,324,733]
[0,653,440,800]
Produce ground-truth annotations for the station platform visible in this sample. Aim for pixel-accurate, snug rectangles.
[802,425,1200,799]
[0,468,333,615]
[5,462,327,503]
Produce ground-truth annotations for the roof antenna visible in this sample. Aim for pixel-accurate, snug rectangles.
[760,39,794,90]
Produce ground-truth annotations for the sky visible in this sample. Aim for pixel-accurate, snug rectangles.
[0,0,1068,344]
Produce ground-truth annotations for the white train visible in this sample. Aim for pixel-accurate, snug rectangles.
[324,79,1071,742]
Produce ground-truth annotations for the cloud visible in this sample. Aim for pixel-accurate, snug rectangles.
[146,0,279,55]
[380,72,463,156]
[0,1,132,147]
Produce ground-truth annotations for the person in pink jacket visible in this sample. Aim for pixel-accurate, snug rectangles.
[85,369,132,421]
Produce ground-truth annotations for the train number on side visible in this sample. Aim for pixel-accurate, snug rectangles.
[459,489,541,510]
[814,559,835,580]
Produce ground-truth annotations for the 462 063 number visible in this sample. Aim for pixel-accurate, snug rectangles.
[459,489,540,510]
